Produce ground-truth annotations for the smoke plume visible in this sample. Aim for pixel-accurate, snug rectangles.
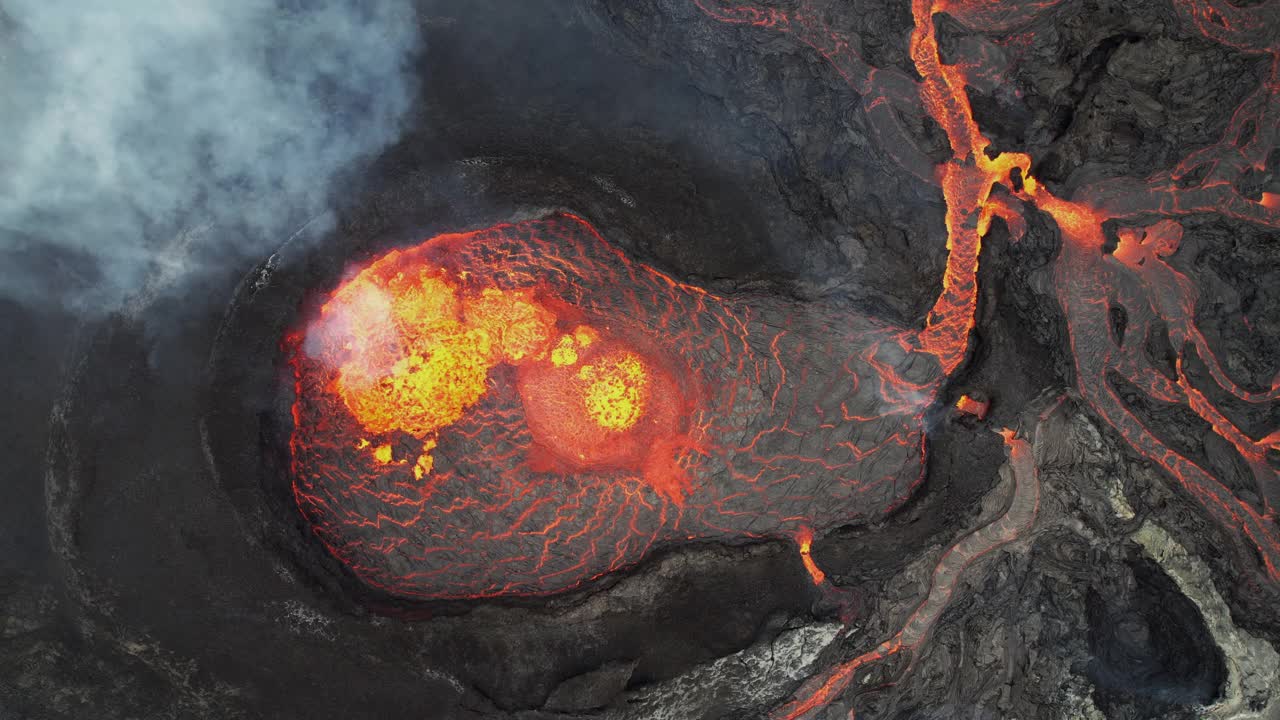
[0,0,420,313]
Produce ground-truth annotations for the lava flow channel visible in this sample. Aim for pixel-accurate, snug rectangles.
[699,0,1280,577]
[288,213,944,600]
[697,0,1280,716]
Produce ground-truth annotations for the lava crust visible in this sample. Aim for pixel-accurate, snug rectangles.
[289,213,937,600]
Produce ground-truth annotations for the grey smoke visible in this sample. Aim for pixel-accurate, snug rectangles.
[0,0,420,312]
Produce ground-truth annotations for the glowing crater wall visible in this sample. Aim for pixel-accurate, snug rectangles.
[288,213,938,600]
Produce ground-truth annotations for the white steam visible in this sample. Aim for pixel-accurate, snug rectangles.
[0,0,419,311]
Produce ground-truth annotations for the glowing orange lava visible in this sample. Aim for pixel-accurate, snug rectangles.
[954,394,989,419]
[289,214,935,601]
[301,226,689,499]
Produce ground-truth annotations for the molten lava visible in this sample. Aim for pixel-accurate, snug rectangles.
[305,248,689,496]
[289,214,938,600]
[796,527,825,585]
[954,394,989,420]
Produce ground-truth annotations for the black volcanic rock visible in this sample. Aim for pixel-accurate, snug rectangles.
[542,660,637,712]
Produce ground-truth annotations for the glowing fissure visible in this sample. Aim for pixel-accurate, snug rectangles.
[699,0,1279,715]
[289,214,936,600]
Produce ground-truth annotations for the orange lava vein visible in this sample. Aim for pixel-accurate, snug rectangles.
[796,527,826,585]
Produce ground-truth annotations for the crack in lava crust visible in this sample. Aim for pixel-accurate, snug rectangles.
[288,214,942,600]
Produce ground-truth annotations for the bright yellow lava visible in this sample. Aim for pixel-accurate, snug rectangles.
[465,288,557,363]
[413,439,437,480]
[578,352,649,431]
[548,326,600,368]
[316,260,560,478]
[314,251,653,474]
[550,335,580,367]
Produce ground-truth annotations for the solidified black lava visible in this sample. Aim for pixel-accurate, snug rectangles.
[1087,557,1226,715]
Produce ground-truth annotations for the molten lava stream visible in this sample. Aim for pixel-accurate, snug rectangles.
[288,213,942,601]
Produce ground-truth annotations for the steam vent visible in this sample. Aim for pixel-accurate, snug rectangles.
[8,0,1280,718]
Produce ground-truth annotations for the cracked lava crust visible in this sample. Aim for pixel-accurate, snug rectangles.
[287,213,939,600]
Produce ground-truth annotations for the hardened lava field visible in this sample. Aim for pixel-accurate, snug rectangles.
[287,213,937,601]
